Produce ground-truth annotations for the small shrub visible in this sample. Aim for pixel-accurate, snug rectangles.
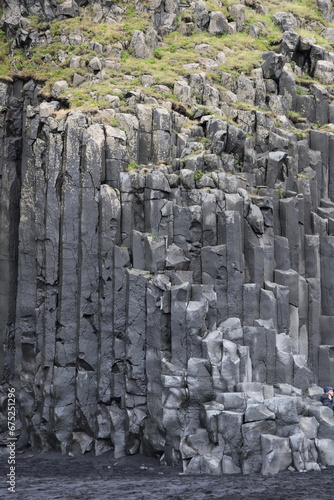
[200,137,212,147]
[278,188,285,199]
[194,170,204,181]
[126,161,141,171]
[153,48,163,60]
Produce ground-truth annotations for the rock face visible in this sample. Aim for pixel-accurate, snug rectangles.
[1,0,334,477]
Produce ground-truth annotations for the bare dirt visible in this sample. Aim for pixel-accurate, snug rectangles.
[0,450,333,500]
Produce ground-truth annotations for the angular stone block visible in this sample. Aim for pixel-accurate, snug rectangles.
[259,288,277,329]
[320,315,334,345]
[242,420,277,474]
[315,438,334,466]
[153,129,171,163]
[238,345,252,384]
[264,396,299,427]
[173,204,202,250]
[293,355,313,391]
[320,236,334,315]
[186,300,208,357]
[192,284,217,331]
[187,358,214,403]
[218,211,243,317]
[220,339,241,391]
[264,282,289,333]
[299,416,319,440]
[166,243,190,270]
[171,282,191,367]
[201,244,227,323]
[261,434,292,475]
[244,219,264,285]
[274,268,299,306]
[222,455,241,474]
[125,269,149,394]
[163,387,188,409]
[244,326,273,384]
[279,197,300,272]
[218,411,243,465]
[318,345,334,389]
[216,392,246,412]
[200,402,225,443]
[310,130,329,200]
[308,405,334,439]
[218,317,243,342]
[144,233,167,272]
[185,449,223,475]
[243,283,260,326]
[117,113,139,163]
[244,403,275,423]
[202,329,223,365]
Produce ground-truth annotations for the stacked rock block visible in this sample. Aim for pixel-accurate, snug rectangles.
[1,73,334,473]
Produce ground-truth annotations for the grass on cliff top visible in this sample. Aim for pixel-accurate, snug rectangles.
[1,11,147,86]
[0,30,12,81]
[1,0,334,112]
[265,0,324,23]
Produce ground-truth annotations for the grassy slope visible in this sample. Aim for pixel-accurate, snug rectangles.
[0,0,333,114]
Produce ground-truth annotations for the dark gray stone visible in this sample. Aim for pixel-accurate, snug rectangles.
[275,269,299,306]
[320,236,334,315]
[242,420,277,473]
[219,211,243,317]
[261,52,285,80]
[279,197,301,272]
[243,284,260,326]
[274,236,291,271]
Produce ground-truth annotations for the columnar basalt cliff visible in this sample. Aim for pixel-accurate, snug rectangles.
[1,0,334,475]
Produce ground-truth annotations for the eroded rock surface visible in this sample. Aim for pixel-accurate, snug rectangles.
[1,0,334,477]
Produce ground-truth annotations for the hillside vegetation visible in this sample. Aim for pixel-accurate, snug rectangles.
[0,0,334,119]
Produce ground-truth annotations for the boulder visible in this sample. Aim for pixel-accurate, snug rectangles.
[314,60,334,85]
[56,0,79,18]
[272,12,298,31]
[245,403,275,422]
[261,52,285,80]
[187,358,214,403]
[193,0,210,30]
[317,0,333,21]
[51,80,69,98]
[218,317,243,342]
[261,434,292,475]
[131,30,150,59]
[321,27,334,42]
[228,4,245,31]
[315,438,334,465]
[264,396,299,427]
[88,56,103,73]
[208,11,234,35]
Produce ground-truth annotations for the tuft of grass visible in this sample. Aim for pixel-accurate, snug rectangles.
[194,170,204,181]
[126,161,141,171]
[278,188,285,199]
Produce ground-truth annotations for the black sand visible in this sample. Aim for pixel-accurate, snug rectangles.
[1,451,333,499]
